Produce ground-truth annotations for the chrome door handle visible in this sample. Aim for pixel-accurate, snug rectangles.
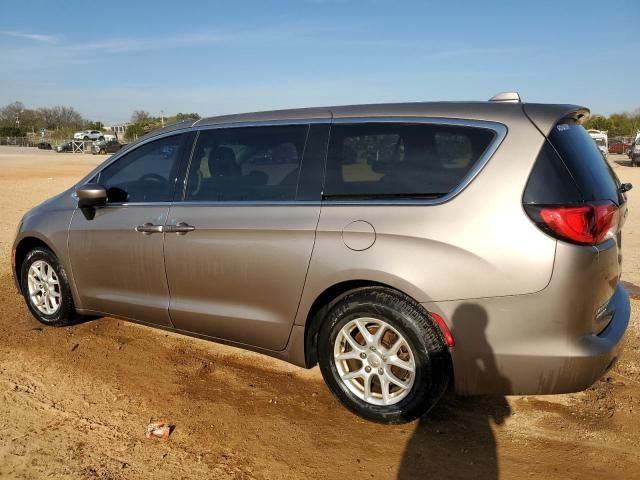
[165,222,196,235]
[135,222,164,235]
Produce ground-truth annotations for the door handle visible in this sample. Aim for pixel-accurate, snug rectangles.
[135,222,164,235]
[165,222,196,235]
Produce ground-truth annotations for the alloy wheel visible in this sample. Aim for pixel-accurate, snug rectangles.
[333,317,416,406]
[27,260,61,315]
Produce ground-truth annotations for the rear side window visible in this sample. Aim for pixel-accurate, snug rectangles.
[548,124,621,203]
[185,125,308,202]
[324,123,495,199]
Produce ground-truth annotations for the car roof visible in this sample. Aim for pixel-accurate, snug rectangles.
[131,101,589,147]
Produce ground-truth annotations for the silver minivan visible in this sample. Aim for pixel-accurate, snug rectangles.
[12,93,631,423]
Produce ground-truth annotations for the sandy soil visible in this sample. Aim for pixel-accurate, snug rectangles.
[0,147,639,480]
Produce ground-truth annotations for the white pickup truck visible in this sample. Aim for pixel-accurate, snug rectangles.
[73,130,105,141]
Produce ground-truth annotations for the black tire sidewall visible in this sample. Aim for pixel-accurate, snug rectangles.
[20,247,75,326]
[318,288,451,424]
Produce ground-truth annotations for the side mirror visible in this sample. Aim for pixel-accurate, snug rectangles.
[76,183,107,208]
[620,183,633,194]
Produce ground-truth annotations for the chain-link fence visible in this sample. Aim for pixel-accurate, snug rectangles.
[0,136,96,153]
[0,136,31,146]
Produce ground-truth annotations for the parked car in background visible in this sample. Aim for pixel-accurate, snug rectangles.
[73,130,105,141]
[609,140,632,155]
[37,142,52,150]
[588,129,608,159]
[56,142,72,153]
[631,138,640,166]
[11,94,631,424]
[91,139,123,155]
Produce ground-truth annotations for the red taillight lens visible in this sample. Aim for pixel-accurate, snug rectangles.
[535,202,618,245]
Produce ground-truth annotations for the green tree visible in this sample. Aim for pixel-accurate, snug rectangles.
[175,112,201,122]
[0,126,22,136]
[131,110,151,123]
[584,111,640,137]
[125,123,147,140]
[84,121,105,131]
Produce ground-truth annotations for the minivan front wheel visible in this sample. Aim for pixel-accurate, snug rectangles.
[318,288,451,424]
[20,247,77,326]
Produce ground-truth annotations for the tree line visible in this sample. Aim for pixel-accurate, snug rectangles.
[0,101,201,140]
[0,101,87,137]
[583,109,640,138]
[125,110,201,140]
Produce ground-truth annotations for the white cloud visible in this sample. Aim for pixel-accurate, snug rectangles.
[0,30,60,43]
[69,25,330,54]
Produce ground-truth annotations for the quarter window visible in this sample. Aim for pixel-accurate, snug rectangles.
[99,134,187,203]
[324,123,495,199]
[185,125,308,201]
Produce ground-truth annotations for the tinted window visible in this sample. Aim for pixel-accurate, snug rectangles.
[324,123,495,198]
[549,124,621,203]
[99,134,187,203]
[185,125,308,201]
[523,142,583,204]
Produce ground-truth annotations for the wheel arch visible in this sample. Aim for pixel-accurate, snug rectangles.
[14,236,59,293]
[302,280,422,368]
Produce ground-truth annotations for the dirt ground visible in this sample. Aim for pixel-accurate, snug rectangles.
[0,146,639,480]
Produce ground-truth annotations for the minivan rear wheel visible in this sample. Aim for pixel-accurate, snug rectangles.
[318,288,451,424]
[20,247,78,326]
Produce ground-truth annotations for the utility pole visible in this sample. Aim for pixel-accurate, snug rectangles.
[160,110,165,128]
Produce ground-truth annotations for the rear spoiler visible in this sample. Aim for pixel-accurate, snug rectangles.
[523,103,591,137]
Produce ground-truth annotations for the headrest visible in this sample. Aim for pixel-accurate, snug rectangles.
[208,146,238,177]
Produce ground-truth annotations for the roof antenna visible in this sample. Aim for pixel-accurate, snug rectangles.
[489,92,522,103]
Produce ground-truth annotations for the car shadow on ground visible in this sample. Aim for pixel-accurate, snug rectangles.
[615,159,635,167]
[397,304,511,480]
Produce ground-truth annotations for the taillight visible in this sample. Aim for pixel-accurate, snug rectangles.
[525,201,619,245]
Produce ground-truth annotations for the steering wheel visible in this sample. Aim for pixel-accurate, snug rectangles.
[139,173,165,183]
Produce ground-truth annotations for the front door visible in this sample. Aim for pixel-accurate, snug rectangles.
[164,124,328,350]
[68,132,193,326]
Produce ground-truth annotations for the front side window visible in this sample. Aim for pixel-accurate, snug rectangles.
[324,123,495,199]
[99,133,187,203]
[185,125,308,201]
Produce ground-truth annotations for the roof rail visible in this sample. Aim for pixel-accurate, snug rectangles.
[489,92,521,103]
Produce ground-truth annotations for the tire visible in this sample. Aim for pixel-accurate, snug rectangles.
[100,148,106,154]
[98,136,104,141]
[318,287,451,424]
[20,247,78,327]
[83,136,89,140]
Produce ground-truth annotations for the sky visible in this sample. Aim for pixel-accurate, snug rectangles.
[0,0,638,124]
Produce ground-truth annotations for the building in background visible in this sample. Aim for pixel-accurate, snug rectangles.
[104,123,129,140]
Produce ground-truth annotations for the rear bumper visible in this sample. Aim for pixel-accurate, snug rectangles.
[509,284,629,395]
[423,284,630,396]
